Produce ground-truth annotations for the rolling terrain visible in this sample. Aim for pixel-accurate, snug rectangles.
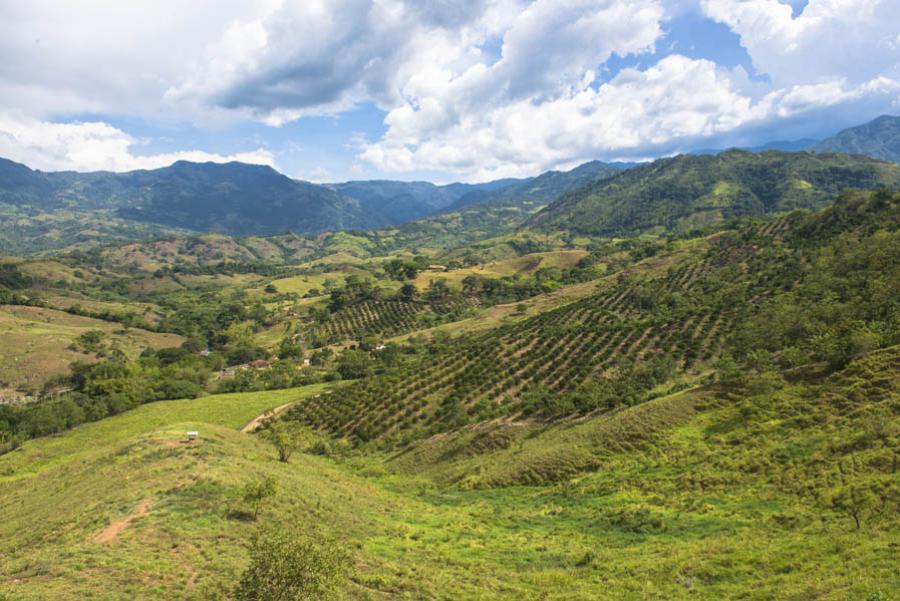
[528,150,900,236]
[0,145,898,599]
[810,114,900,162]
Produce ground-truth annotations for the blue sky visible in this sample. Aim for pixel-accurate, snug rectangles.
[0,0,897,183]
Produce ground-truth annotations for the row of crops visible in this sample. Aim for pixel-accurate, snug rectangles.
[322,296,481,343]
[286,216,800,442]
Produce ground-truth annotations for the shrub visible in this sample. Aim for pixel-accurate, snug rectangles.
[234,527,351,601]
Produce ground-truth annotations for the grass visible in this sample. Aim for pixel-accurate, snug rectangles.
[0,385,330,481]
[1,353,896,599]
[0,305,183,394]
[411,250,589,290]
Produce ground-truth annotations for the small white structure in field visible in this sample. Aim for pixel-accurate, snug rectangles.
[186,431,199,441]
[374,344,386,351]
[302,358,311,367]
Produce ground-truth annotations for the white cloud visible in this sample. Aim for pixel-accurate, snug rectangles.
[0,0,267,121]
[0,114,276,172]
[700,0,900,86]
[360,0,900,180]
[363,52,900,181]
[0,0,898,179]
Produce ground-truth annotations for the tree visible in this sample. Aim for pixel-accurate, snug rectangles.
[234,526,350,601]
[335,349,375,380]
[399,283,418,301]
[242,477,277,520]
[72,330,105,353]
[261,420,313,463]
[830,485,878,530]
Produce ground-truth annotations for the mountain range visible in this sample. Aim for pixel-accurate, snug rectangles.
[0,115,897,255]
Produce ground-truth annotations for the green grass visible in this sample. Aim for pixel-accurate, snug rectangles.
[0,385,328,481]
[1,354,896,600]
[0,305,183,394]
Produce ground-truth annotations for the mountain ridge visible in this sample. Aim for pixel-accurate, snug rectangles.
[526,149,900,237]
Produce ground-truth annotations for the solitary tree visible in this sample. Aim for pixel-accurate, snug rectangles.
[242,477,277,521]
[261,420,313,463]
[831,485,878,530]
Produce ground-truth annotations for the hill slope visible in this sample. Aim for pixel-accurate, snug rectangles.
[810,114,900,162]
[447,160,629,211]
[289,189,900,443]
[527,150,900,236]
[1,351,896,599]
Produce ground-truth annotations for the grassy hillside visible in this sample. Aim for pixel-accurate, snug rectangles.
[528,150,900,237]
[1,176,898,599]
[0,352,895,600]
[0,305,182,396]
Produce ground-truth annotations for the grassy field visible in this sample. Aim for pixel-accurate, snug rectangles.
[411,250,589,290]
[0,305,183,394]
[1,351,896,600]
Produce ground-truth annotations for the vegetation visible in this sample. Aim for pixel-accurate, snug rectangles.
[810,114,900,162]
[241,477,277,521]
[0,146,898,599]
[234,526,350,600]
[529,150,900,236]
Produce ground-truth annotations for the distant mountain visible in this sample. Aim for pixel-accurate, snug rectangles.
[116,161,373,235]
[527,150,900,237]
[329,178,519,224]
[447,160,630,212]
[692,139,818,155]
[0,159,532,252]
[809,115,900,162]
[0,156,631,254]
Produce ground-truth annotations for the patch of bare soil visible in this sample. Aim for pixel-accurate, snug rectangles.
[93,499,154,544]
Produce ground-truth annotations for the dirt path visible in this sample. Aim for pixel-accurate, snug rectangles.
[240,401,300,433]
[93,498,154,543]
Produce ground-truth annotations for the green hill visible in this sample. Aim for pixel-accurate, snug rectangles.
[1,171,898,599]
[810,115,900,162]
[287,189,900,443]
[1,350,896,599]
[527,150,900,237]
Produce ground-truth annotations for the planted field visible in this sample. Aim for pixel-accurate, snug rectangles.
[1,353,895,600]
[287,217,804,441]
[323,296,480,342]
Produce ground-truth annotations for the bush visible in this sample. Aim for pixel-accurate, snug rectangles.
[234,527,351,601]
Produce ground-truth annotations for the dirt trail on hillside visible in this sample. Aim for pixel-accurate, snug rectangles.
[93,498,154,543]
[240,401,299,433]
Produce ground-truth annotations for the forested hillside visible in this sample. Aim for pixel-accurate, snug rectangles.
[287,189,900,444]
[0,157,627,256]
[528,150,900,237]
[810,114,900,162]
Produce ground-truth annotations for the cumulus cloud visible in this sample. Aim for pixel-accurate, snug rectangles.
[0,0,898,179]
[0,114,276,172]
[0,0,264,120]
[359,0,900,179]
[700,0,900,86]
[165,0,517,125]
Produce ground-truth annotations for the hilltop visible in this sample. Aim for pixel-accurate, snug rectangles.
[0,157,626,256]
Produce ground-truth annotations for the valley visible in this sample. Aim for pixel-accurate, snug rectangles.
[0,124,898,600]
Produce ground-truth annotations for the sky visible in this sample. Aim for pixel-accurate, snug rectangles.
[0,0,898,183]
